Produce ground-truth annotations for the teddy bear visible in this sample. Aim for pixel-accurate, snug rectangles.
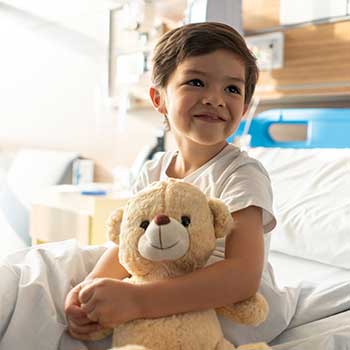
[81,179,270,350]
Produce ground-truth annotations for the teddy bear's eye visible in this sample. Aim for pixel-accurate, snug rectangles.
[140,220,150,230]
[181,216,191,227]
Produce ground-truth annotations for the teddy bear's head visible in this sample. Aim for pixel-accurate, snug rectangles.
[106,179,233,280]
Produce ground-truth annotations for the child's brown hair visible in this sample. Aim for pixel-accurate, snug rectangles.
[151,22,259,106]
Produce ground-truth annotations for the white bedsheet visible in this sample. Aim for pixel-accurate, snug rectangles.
[1,241,350,350]
[272,311,350,350]
[0,240,111,350]
[248,147,350,270]
[270,250,350,290]
[269,251,350,349]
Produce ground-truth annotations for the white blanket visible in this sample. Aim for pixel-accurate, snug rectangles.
[272,311,350,350]
[0,209,26,259]
[1,240,350,350]
[269,252,350,349]
[0,240,111,350]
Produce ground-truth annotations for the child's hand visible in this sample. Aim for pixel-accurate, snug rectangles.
[64,282,103,339]
[79,278,140,328]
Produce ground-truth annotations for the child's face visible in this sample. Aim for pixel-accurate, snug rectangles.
[150,49,248,148]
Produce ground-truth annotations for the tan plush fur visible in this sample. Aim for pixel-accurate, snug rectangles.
[94,180,270,350]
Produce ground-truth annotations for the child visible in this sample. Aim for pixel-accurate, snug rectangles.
[65,22,281,346]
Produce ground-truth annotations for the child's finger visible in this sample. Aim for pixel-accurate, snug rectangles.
[65,286,81,308]
[81,300,96,314]
[79,284,95,304]
[86,309,99,323]
[66,304,87,319]
[68,311,93,327]
[81,300,99,322]
[68,320,102,336]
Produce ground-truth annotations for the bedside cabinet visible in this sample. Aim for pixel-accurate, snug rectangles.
[29,186,130,246]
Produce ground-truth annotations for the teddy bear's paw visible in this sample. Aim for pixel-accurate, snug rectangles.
[88,327,114,340]
[237,342,271,350]
[216,293,269,326]
[109,346,150,350]
[69,327,113,341]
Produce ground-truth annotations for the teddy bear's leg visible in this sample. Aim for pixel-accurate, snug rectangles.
[215,338,270,350]
[69,327,113,341]
[215,338,236,350]
[108,346,149,350]
[236,343,271,350]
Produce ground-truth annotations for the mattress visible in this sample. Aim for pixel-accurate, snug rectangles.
[270,251,350,289]
[265,241,350,350]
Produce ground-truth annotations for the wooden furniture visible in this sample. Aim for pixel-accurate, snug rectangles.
[243,0,280,32]
[29,186,130,245]
[255,21,350,100]
[243,0,350,101]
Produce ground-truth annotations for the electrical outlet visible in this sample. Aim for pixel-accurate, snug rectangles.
[245,32,284,71]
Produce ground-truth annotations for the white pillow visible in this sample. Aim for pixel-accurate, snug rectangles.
[248,147,350,269]
[0,169,6,192]
[7,148,79,208]
[0,148,78,245]
[0,151,15,191]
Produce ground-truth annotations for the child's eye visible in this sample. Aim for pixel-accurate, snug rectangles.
[186,79,204,87]
[225,85,241,94]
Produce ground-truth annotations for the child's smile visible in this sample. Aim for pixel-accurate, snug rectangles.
[160,49,248,149]
[193,111,227,123]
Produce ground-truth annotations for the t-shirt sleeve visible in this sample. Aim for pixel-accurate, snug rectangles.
[131,165,149,195]
[131,153,164,195]
[219,161,276,233]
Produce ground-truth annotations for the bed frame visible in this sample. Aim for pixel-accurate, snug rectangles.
[228,108,350,148]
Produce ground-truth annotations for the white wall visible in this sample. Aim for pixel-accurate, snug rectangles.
[0,4,162,181]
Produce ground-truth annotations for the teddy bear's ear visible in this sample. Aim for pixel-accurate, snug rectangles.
[105,207,124,244]
[208,198,234,238]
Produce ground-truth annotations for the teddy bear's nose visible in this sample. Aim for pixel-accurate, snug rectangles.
[154,214,170,226]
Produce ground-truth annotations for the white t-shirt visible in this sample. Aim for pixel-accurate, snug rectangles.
[132,144,276,269]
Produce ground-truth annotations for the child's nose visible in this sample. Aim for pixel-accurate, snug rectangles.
[201,91,225,108]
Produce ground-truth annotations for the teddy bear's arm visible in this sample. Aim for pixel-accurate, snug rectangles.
[215,293,269,326]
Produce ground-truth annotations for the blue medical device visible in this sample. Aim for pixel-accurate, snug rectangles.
[228,108,350,148]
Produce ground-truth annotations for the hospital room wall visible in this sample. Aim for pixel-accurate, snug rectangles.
[0,4,162,182]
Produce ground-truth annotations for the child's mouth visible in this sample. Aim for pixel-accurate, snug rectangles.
[194,114,225,123]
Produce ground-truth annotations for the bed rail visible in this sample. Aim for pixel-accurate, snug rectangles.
[228,108,350,148]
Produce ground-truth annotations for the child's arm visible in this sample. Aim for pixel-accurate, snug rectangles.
[79,206,264,328]
[85,244,130,280]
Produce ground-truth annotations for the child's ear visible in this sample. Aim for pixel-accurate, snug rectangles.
[242,103,249,116]
[149,86,167,114]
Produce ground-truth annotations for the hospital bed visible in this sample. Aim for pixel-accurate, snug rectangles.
[1,108,350,349]
[232,108,350,349]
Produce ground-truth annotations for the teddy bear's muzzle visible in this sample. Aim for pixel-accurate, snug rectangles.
[138,217,190,262]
